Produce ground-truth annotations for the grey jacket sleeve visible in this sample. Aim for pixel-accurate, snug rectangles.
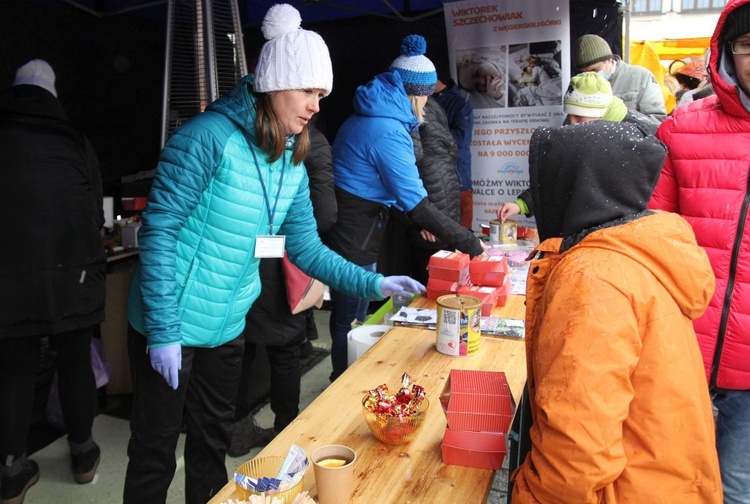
[637,74,667,124]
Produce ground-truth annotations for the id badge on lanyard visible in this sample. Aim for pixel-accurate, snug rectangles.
[249,140,287,259]
[255,235,285,258]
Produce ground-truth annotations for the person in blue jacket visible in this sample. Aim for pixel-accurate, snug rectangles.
[323,35,485,381]
[122,5,423,504]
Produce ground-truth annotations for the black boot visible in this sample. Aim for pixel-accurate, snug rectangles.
[228,415,277,458]
[71,443,100,484]
[300,340,314,359]
[305,309,319,342]
[0,460,39,504]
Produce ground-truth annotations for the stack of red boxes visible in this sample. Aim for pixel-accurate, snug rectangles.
[440,369,515,470]
[426,251,470,300]
[465,255,510,313]
[469,255,508,286]
[425,250,511,309]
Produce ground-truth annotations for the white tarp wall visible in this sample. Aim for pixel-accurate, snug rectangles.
[443,0,570,230]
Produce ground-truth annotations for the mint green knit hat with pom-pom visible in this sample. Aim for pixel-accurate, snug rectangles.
[563,72,613,118]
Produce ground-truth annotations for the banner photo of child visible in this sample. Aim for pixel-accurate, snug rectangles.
[508,41,563,107]
[456,45,507,109]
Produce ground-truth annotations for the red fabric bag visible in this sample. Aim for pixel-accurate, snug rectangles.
[281,252,325,314]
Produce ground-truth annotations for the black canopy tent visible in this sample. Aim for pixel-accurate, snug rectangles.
[0,0,622,186]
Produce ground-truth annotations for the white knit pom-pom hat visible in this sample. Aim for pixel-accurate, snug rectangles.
[253,3,333,96]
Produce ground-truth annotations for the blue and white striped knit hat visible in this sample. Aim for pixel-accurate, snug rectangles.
[390,34,437,96]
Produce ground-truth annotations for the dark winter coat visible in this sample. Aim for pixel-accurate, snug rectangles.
[0,85,105,338]
[245,124,336,346]
[405,96,460,250]
[433,80,473,191]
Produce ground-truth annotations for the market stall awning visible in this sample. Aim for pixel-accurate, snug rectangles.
[631,37,711,61]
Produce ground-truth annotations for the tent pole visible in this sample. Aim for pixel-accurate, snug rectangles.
[161,0,174,147]
[622,0,631,63]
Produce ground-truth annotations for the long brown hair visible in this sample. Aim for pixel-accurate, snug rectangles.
[254,92,310,165]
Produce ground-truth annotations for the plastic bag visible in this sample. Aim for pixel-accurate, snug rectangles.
[46,338,111,431]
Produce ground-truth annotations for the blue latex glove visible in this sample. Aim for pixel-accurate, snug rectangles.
[149,343,182,390]
[379,276,425,298]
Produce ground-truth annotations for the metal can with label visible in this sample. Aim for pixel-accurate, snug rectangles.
[436,294,483,357]
[501,220,518,244]
[489,219,501,244]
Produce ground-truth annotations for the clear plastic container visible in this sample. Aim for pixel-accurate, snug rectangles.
[234,456,308,503]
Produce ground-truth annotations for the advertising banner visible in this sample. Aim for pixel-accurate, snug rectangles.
[443,0,570,230]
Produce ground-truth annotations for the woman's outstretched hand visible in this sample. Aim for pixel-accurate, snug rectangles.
[380,276,426,298]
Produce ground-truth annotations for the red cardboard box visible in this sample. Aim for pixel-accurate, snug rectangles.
[428,265,470,284]
[457,285,498,316]
[517,226,537,240]
[428,277,458,291]
[121,197,147,211]
[469,255,508,287]
[429,250,470,270]
[440,369,515,470]
[426,277,459,300]
[442,430,507,471]
[495,278,510,307]
[428,250,471,284]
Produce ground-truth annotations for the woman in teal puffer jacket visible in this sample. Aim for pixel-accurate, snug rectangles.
[123,5,423,504]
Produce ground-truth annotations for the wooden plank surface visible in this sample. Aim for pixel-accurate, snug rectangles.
[210,294,527,504]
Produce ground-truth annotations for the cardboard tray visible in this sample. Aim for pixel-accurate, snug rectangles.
[441,429,508,470]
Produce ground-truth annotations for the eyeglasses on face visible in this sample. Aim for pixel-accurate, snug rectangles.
[730,40,750,55]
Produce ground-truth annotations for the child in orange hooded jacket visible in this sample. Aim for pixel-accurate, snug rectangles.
[511,115,722,502]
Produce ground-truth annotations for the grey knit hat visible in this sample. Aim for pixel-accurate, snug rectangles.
[574,35,614,70]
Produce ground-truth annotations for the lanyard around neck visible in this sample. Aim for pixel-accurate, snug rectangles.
[250,145,285,235]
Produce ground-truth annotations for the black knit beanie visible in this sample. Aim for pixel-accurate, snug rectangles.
[722,4,750,46]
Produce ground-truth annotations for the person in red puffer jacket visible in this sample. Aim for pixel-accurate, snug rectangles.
[649,0,750,500]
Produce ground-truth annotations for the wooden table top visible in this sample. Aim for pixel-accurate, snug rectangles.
[209,294,527,504]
